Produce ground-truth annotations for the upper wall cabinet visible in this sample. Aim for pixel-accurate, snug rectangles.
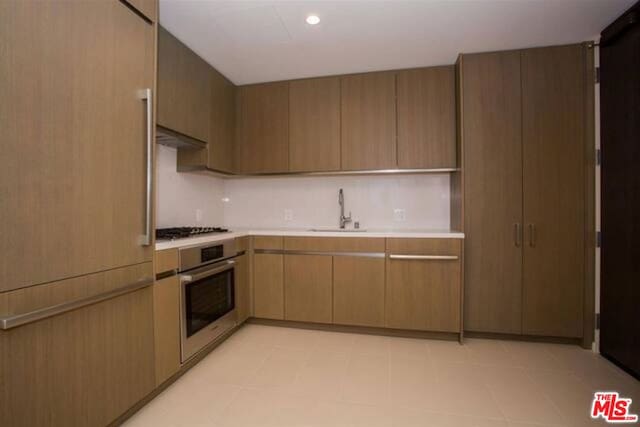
[397,66,457,169]
[158,26,211,143]
[341,72,397,170]
[289,77,341,172]
[123,0,157,22]
[235,82,289,174]
[207,68,236,173]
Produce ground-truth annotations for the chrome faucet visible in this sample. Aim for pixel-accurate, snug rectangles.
[338,188,352,229]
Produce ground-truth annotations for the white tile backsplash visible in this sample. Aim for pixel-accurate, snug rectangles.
[157,145,451,230]
[222,174,450,230]
[156,144,225,227]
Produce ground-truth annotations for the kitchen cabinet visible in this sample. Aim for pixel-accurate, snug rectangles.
[236,82,289,173]
[521,45,586,338]
[124,0,157,22]
[0,0,154,293]
[462,51,524,334]
[235,253,251,323]
[253,237,284,319]
[178,67,236,173]
[333,256,385,327]
[461,44,591,339]
[153,275,181,386]
[397,66,457,169]
[385,239,462,332]
[341,72,397,170]
[158,26,211,143]
[0,263,155,427]
[289,77,341,172]
[284,255,333,323]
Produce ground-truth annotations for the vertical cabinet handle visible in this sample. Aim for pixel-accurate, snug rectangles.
[514,223,522,247]
[528,224,536,247]
[139,88,153,246]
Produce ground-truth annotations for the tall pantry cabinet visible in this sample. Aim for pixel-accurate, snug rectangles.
[461,44,594,342]
[0,1,157,425]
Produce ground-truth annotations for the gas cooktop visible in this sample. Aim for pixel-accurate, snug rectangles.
[155,227,230,240]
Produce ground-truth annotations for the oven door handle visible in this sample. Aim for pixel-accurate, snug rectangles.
[180,260,235,283]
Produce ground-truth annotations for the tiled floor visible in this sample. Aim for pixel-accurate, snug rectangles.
[125,324,640,427]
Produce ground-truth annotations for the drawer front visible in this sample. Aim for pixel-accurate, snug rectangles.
[155,248,179,275]
[253,236,284,250]
[284,237,385,253]
[386,238,461,256]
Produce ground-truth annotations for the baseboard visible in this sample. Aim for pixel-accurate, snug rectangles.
[464,330,583,346]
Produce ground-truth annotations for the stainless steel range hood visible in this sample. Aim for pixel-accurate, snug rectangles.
[156,126,206,150]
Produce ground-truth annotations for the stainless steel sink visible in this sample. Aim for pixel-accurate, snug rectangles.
[308,228,368,232]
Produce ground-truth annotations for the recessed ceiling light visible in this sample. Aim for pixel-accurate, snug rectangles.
[306,15,320,25]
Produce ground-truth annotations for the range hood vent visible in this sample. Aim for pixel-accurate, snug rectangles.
[156,126,206,150]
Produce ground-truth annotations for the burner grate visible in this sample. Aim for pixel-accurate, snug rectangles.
[155,227,229,240]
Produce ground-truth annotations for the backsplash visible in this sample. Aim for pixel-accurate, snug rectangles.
[222,174,450,230]
[156,144,225,227]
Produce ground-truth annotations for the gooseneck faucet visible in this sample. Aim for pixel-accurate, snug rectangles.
[338,188,352,229]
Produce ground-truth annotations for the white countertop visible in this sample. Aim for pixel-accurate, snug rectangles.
[155,228,464,250]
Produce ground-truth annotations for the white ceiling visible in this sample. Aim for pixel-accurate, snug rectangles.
[159,0,634,85]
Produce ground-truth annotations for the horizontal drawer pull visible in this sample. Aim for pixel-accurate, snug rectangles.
[388,254,459,261]
[0,277,153,330]
[255,249,385,258]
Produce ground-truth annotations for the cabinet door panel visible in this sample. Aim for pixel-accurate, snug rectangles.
[0,0,154,292]
[397,66,457,169]
[341,72,396,170]
[235,254,251,323]
[209,68,236,172]
[153,275,181,386]
[0,263,155,427]
[253,253,284,319]
[236,82,289,173]
[158,26,211,142]
[284,255,332,323]
[333,256,385,327]
[521,45,586,338]
[462,51,524,334]
[289,77,341,172]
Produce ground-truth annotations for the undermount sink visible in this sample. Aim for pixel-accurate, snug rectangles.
[308,228,368,232]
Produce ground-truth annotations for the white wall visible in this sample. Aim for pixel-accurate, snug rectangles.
[157,144,451,230]
[222,174,451,230]
[156,144,225,228]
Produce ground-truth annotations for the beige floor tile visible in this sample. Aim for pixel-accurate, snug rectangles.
[246,345,308,391]
[340,354,389,406]
[388,337,431,361]
[389,357,440,410]
[426,339,469,364]
[290,352,350,400]
[313,401,393,427]
[389,407,508,427]
[502,341,571,372]
[309,330,356,357]
[465,338,520,367]
[350,333,391,358]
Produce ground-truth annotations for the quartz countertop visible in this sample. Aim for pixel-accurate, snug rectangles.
[155,228,464,250]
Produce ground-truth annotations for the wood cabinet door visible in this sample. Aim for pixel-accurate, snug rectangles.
[236,82,289,173]
[157,26,211,143]
[385,239,461,332]
[123,0,157,22]
[284,255,333,323]
[0,263,155,427]
[521,45,586,338]
[289,77,341,172]
[341,72,397,170]
[462,51,524,334]
[253,253,284,319]
[333,256,385,327]
[153,275,181,386]
[209,68,236,173]
[0,0,154,293]
[397,66,457,169]
[235,253,251,323]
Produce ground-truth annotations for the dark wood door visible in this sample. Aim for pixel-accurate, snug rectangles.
[0,0,154,292]
[600,2,640,379]
[521,45,587,338]
[462,51,524,334]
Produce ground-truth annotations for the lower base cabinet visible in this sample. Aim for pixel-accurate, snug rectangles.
[153,275,181,386]
[235,253,251,323]
[284,254,332,323]
[253,253,284,319]
[0,263,156,427]
[333,256,385,327]
[385,239,462,332]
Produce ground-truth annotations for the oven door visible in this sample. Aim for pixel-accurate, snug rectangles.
[179,259,237,362]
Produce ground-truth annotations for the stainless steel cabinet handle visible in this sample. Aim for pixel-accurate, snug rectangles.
[529,224,536,247]
[0,277,153,330]
[139,88,153,246]
[388,254,459,260]
[514,223,522,247]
